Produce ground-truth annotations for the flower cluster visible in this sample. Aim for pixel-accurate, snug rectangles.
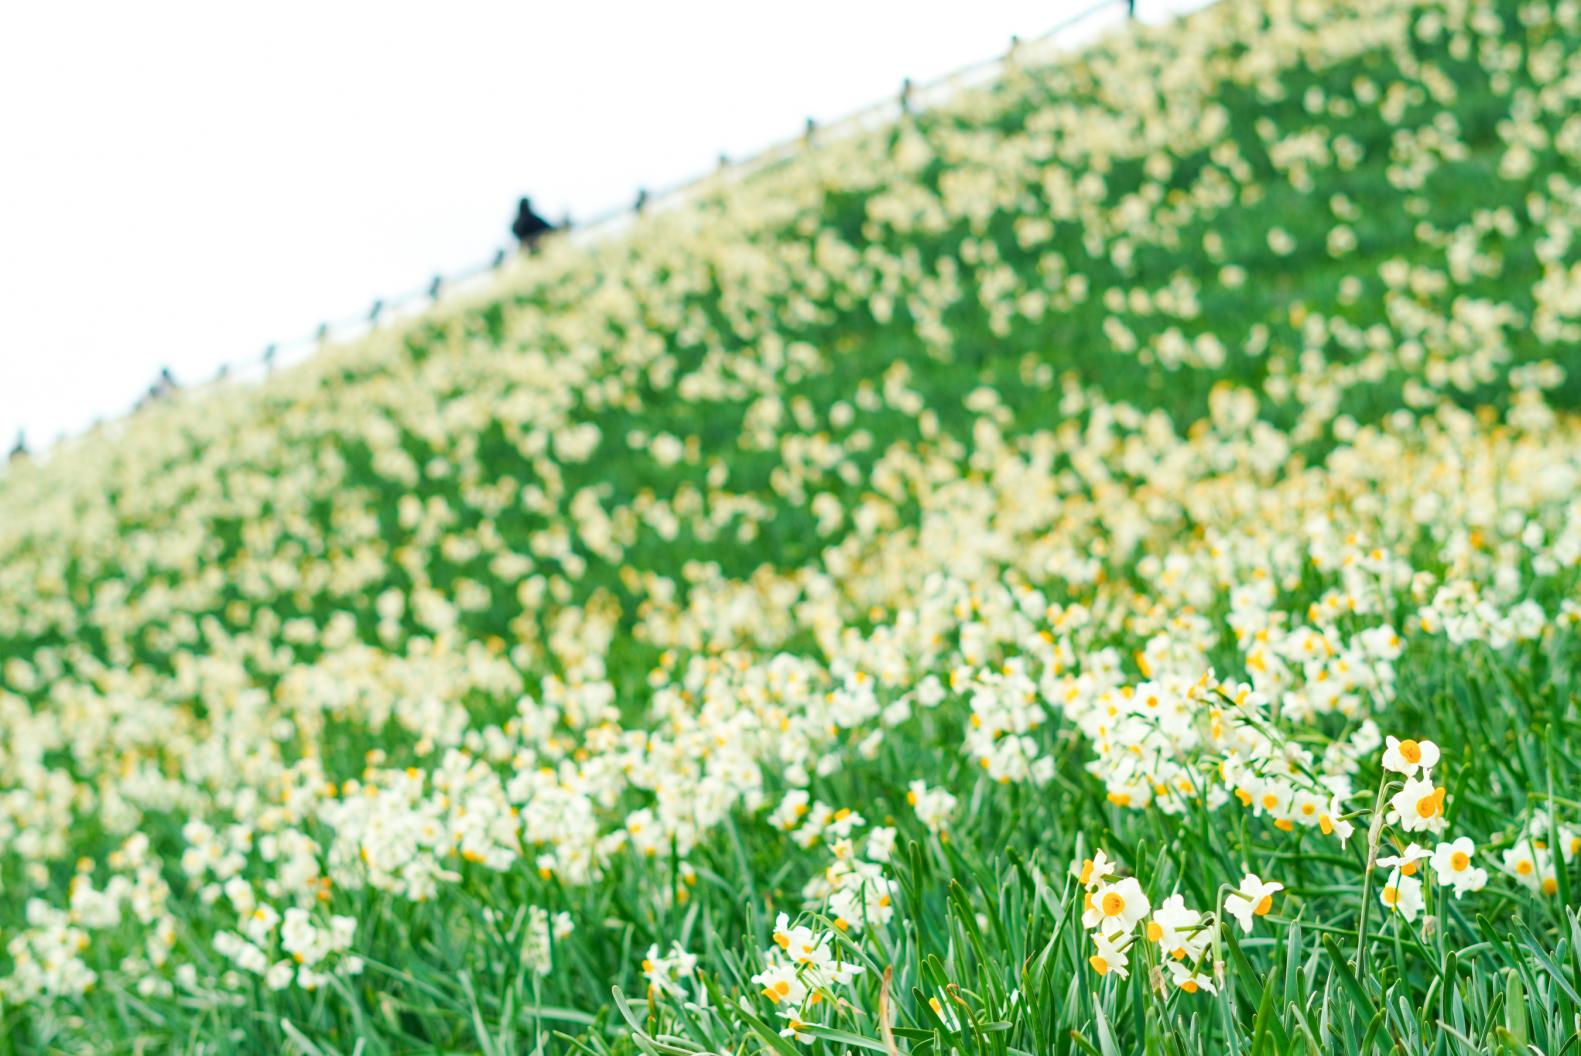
[1075,850,1283,995]
[212,905,361,992]
[750,914,865,1043]
[1501,811,1579,898]
[1373,737,1487,922]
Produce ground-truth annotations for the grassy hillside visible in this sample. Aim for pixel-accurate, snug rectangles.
[2,0,1580,1052]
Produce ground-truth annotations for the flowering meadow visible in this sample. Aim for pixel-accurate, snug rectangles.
[3,0,1581,1051]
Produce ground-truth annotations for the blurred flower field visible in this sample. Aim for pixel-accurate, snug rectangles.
[3,0,1581,1051]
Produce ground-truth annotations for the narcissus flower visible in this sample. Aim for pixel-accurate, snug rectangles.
[1388,776,1447,834]
[1502,841,1556,895]
[1088,931,1131,979]
[927,993,960,1030]
[1381,737,1439,776]
[1376,843,1430,878]
[751,963,807,1006]
[1073,850,1118,889]
[778,1009,814,1043]
[1083,876,1151,934]
[1166,959,1217,994]
[1429,837,1487,897]
[1378,869,1424,922]
[1148,894,1209,962]
[640,941,697,998]
[906,780,957,834]
[1224,874,1283,933]
[770,914,819,965]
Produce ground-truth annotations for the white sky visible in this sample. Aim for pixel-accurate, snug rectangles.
[0,0,1185,453]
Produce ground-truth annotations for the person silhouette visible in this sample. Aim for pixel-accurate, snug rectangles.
[512,197,554,249]
[8,431,26,462]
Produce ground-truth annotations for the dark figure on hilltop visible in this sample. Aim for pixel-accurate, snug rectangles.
[137,367,179,410]
[8,432,26,462]
[512,197,554,250]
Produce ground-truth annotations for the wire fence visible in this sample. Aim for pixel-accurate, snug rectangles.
[15,0,1200,459]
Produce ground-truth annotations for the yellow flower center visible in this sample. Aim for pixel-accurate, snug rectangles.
[1450,851,1470,871]
[1102,892,1127,916]
[1397,740,1421,765]
[1146,921,1163,942]
[1089,955,1109,976]
[1253,894,1273,916]
[1415,788,1444,819]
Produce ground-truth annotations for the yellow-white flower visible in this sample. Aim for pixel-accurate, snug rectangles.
[1147,894,1209,962]
[1378,869,1424,922]
[1224,873,1283,933]
[1073,850,1118,889]
[1429,837,1487,897]
[1166,959,1217,994]
[778,1009,814,1043]
[1381,736,1440,776]
[927,993,960,1030]
[1082,876,1150,934]
[1387,776,1447,834]
[751,962,807,1006]
[1088,931,1130,979]
[1376,843,1430,878]
[1502,841,1556,895]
